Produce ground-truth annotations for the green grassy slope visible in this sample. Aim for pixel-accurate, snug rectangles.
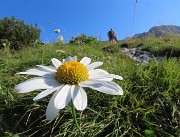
[120,37,180,57]
[0,39,179,137]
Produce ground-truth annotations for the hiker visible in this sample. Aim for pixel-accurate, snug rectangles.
[107,28,117,43]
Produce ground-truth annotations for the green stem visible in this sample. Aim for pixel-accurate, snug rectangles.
[71,101,82,134]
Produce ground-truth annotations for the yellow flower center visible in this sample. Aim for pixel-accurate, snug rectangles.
[56,61,89,85]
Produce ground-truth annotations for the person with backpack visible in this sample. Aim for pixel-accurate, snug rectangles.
[107,28,117,43]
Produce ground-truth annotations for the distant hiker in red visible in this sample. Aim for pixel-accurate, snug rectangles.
[107,28,117,43]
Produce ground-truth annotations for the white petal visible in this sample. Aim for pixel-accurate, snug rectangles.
[87,62,103,71]
[89,69,123,81]
[89,69,112,81]
[96,78,113,81]
[46,91,60,121]
[15,77,60,93]
[42,73,56,78]
[71,85,87,111]
[80,57,91,66]
[79,79,123,95]
[103,81,124,95]
[36,65,56,72]
[63,56,73,62]
[90,74,123,80]
[79,79,105,88]
[16,68,51,76]
[72,56,77,61]
[51,58,62,68]
[33,85,63,101]
[89,69,109,75]
[17,69,56,79]
[89,69,109,76]
[54,85,71,109]
[109,74,123,80]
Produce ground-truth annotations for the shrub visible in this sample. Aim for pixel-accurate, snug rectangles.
[0,39,11,50]
[0,16,41,50]
[69,34,97,45]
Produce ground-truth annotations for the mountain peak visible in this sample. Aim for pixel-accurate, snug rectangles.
[133,25,180,38]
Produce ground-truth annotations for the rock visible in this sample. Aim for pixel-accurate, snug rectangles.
[105,45,171,64]
[121,47,155,63]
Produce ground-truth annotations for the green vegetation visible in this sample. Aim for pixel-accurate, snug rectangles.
[0,38,179,137]
[69,34,98,45]
[0,16,42,50]
[120,37,180,57]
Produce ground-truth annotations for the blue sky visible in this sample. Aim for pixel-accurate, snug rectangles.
[1,0,180,43]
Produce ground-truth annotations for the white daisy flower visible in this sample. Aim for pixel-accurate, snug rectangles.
[15,56,123,121]
[58,36,64,42]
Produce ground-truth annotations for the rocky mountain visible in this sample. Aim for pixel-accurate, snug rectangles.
[133,25,180,38]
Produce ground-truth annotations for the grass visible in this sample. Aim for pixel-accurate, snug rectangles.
[120,37,180,57]
[0,39,180,137]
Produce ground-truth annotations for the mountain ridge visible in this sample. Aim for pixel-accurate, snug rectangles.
[132,25,180,38]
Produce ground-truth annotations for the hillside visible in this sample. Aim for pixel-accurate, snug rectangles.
[0,39,179,137]
[133,25,180,38]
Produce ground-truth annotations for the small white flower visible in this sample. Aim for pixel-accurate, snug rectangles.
[58,36,63,42]
[15,56,123,121]
[54,29,60,33]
